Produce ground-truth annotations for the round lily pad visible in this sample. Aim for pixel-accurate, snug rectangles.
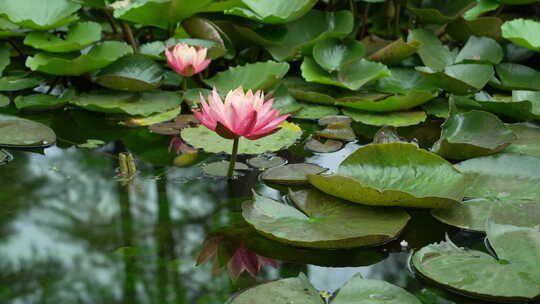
[224,0,318,24]
[407,0,476,24]
[0,0,80,30]
[504,122,540,157]
[315,124,356,141]
[432,110,516,160]
[431,198,493,232]
[95,55,164,91]
[181,121,302,154]
[332,274,421,304]
[305,137,343,153]
[308,143,466,208]
[343,108,428,127]
[364,37,421,65]
[0,114,56,147]
[202,160,249,177]
[283,77,340,105]
[242,190,410,248]
[501,19,540,53]
[295,104,340,119]
[260,163,327,185]
[455,153,540,200]
[25,41,133,76]
[23,22,102,53]
[312,38,364,72]
[246,155,286,169]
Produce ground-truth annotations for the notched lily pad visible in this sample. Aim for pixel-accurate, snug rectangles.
[260,163,327,185]
[308,143,466,208]
[294,104,340,120]
[95,55,164,91]
[14,91,75,111]
[225,0,318,24]
[490,63,540,91]
[305,137,344,153]
[416,64,494,95]
[431,198,493,232]
[318,115,352,126]
[332,274,421,304]
[23,22,102,53]
[247,155,286,169]
[242,190,410,248]
[0,114,56,147]
[501,19,540,53]
[0,74,42,91]
[504,122,540,157]
[0,0,80,30]
[364,37,421,65]
[343,108,428,127]
[315,123,356,141]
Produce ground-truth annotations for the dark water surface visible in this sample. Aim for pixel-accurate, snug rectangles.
[0,140,490,304]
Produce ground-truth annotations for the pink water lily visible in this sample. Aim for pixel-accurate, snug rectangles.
[193,87,290,140]
[165,43,211,77]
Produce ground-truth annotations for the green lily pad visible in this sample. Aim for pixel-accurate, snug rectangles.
[416,64,494,95]
[14,91,75,111]
[260,163,327,185]
[502,19,540,52]
[295,104,340,119]
[202,160,249,177]
[0,114,56,147]
[408,29,456,71]
[270,85,303,114]
[490,63,540,91]
[204,61,289,93]
[504,122,540,157]
[337,91,438,112]
[455,153,540,200]
[246,155,286,169]
[364,37,421,65]
[308,143,466,208]
[463,0,500,20]
[422,98,450,118]
[242,189,410,248]
[373,126,404,144]
[432,110,516,160]
[315,124,356,141]
[343,108,428,127]
[312,38,364,72]
[230,274,323,304]
[225,0,317,24]
[181,121,302,154]
[447,17,502,41]
[301,57,391,90]
[431,198,493,232]
[0,93,8,107]
[318,115,352,126]
[0,74,42,91]
[112,0,171,29]
[23,22,102,53]
[332,274,421,304]
[0,17,25,39]
[182,17,231,60]
[0,0,80,30]
[126,107,181,127]
[454,36,503,64]
[265,10,354,61]
[375,68,438,95]
[95,55,164,91]
[412,242,540,302]
[71,90,182,116]
[453,92,540,121]
[26,41,133,76]
[76,139,105,149]
[304,137,343,153]
[407,0,476,24]
[283,77,340,105]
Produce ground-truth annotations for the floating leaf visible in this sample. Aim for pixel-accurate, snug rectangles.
[408,29,456,71]
[260,163,327,185]
[14,91,75,111]
[343,108,428,127]
[312,38,364,72]
[308,143,466,208]
[77,139,105,149]
[337,91,438,112]
[26,41,133,76]
[202,160,249,177]
[431,198,493,232]
[318,115,352,126]
[454,36,503,64]
[181,122,302,154]
[23,22,101,53]
[0,0,80,30]
[452,92,540,121]
[182,17,231,59]
[490,63,540,91]
[283,77,340,105]
[0,114,56,147]
[246,155,286,169]
[95,55,164,91]
[407,0,476,24]
[422,98,450,118]
[270,84,303,114]
[204,61,289,93]
[225,0,317,24]
[315,124,356,141]
[365,37,421,65]
[332,274,421,304]
[242,190,410,248]
[502,19,540,53]
[447,17,502,41]
[504,122,540,157]
[0,75,42,91]
[455,153,540,200]
[416,64,494,95]
[0,94,8,107]
[301,57,391,90]
[71,90,182,116]
[375,68,437,95]
[432,110,516,160]
[265,10,354,61]
[295,104,340,119]
[112,0,171,29]
[463,0,500,20]
[304,137,343,153]
[412,242,540,302]
[126,107,181,127]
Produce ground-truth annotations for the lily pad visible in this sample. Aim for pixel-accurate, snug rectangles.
[431,198,493,232]
[181,121,302,154]
[412,242,540,302]
[463,0,500,20]
[0,75,42,92]
[283,77,340,105]
[295,104,340,120]
[308,143,466,208]
[407,0,476,24]
[422,98,450,118]
[365,37,421,65]
[182,17,231,60]
[490,63,540,91]
[95,55,164,91]
[375,68,438,95]
[454,36,503,64]
[265,10,354,61]
[23,22,102,53]
[447,17,502,41]
[260,163,327,185]
[432,110,516,160]
[202,160,249,177]
[408,29,456,71]
[312,38,364,72]
[343,108,428,127]
[304,137,343,153]
[504,122,540,157]
[0,0,80,30]
[315,124,356,141]
[337,91,438,112]
[14,91,75,111]
[455,153,540,200]
[112,0,171,29]
[301,57,391,90]
[0,114,56,147]
[204,61,289,93]
[225,0,317,24]
[0,94,8,107]
[318,115,352,126]
[246,155,286,169]
[71,90,182,116]
[453,92,540,121]
[501,19,540,52]
[416,64,494,95]
[26,41,133,76]
[242,190,410,248]
[332,274,421,304]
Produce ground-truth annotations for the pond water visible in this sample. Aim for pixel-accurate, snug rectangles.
[0,120,492,304]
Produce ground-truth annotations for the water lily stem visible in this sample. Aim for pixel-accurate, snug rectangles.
[121,22,138,54]
[227,138,240,178]
[182,78,188,91]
